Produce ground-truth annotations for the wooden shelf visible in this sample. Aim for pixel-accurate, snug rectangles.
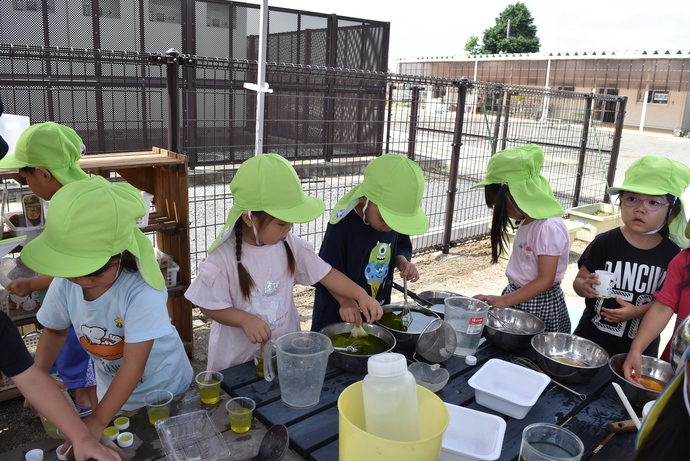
[0,147,194,359]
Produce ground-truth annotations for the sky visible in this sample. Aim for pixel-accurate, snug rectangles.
[252,0,690,71]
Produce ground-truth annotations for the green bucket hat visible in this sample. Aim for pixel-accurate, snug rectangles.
[608,156,690,248]
[607,156,690,198]
[472,144,565,219]
[208,153,326,253]
[0,122,89,185]
[329,154,429,235]
[20,176,165,290]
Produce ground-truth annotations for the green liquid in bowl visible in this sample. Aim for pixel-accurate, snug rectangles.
[378,309,436,334]
[329,333,391,355]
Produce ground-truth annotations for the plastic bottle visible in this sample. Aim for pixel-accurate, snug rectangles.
[362,352,420,441]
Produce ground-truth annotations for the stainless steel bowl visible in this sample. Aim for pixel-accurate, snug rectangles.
[609,353,675,408]
[375,304,440,353]
[670,316,690,372]
[483,308,545,350]
[417,290,462,318]
[319,322,395,374]
[531,332,609,383]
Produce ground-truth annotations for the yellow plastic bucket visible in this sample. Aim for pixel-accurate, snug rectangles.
[338,381,449,461]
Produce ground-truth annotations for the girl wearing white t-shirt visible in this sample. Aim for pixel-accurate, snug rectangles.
[185,154,382,371]
[472,144,571,333]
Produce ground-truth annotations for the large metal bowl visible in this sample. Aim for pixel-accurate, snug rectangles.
[483,308,545,350]
[417,290,462,318]
[319,322,395,374]
[609,353,675,408]
[375,303,440,353]
[531,332,609,383]
[670,315,690,372]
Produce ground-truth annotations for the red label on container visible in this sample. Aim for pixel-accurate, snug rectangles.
[469,317,484,326]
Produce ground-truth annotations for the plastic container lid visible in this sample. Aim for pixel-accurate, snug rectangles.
[465,355,477,366]
[56,444,71,461]
[367,352,407,377]
[25,449,43,461]
[117,432,134,448]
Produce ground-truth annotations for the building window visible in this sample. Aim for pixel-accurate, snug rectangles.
[207,3,235,30]
[13,0,55,13]
[83,0,121,19]
[637,90,669,104]
[148,0,181,24]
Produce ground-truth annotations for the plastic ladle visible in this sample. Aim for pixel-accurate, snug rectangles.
[243,424,289,461]
[612,382,641,430]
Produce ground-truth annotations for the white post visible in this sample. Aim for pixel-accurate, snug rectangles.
[244,0,273,156]
[639,90,649,133]
[540,58,552,123]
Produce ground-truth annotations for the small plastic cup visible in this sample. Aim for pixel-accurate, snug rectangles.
[144,389,173,425]
[117,432,134,448]
[593,270,617,298]
[226,397,255,434]
[103,426,119,440]
[195,370,224,405]
[56,444,72,461]
[114,416,130,430]
[253,348,277,378]
[25,449,44,461]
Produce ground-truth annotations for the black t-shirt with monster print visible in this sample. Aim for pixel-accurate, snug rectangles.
[311,210,412,332]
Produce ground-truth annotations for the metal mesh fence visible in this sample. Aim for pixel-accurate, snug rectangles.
[0,45,626,277]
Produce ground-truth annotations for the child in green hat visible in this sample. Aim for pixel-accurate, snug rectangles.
[472,144,571,333]
[185,154,382,371]
[310,154,430,332]
[573,156,690,357]
[0,122,98,415]
[20,176,192,442]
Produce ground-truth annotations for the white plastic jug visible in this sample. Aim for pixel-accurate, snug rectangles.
[0,114,30,157]
[362,352,420,441]
[264,331,333,409]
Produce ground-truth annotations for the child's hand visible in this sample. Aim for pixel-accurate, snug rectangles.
[398,261,419,283]
[7,277,34,297]
[601,298,640,323]
[581,272,602,298]
[339,300,364,326]
[473,294,507,308]
[357,296,383,324]
[622,352,642,385]
[239,315,272,344]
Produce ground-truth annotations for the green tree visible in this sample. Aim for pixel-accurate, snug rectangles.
[464,35,481,54]
[481,2,540,54]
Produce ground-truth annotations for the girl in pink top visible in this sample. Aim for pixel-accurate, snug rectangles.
[472,144,571,333]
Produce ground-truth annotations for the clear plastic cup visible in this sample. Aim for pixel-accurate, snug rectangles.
[195,370,223,405]
[226,397,255,434]
[144,389,173,425]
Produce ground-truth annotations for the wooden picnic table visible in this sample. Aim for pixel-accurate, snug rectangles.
[3,339,640,461]
[0,386,304,461]
[221,340,638,461]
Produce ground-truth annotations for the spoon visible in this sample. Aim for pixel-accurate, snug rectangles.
[243,424,289,461]
[488,311,529,335]
[401,278,412,326]
[612,382,641,429]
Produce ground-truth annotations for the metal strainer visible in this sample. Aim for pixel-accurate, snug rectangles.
[413,318,457,363]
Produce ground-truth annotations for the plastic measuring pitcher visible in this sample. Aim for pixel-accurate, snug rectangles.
[264,331,333,408]
[444,296,490,357]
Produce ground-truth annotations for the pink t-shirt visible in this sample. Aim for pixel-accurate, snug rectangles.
[655,249,690,361]
[505,217,570,287]
[185,232,331,370]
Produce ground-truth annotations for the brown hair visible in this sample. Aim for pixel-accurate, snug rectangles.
[234,211,296,301]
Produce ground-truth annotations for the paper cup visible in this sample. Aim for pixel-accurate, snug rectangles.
[114,416,130,430]
[117,431,134,448]
[103,426,119,440]
[25,449,44,461]
[593,270,617,298]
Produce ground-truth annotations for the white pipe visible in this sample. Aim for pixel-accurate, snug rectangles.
[639,90,649,133]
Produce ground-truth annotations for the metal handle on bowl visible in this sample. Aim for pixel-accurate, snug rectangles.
[512,357,587,401]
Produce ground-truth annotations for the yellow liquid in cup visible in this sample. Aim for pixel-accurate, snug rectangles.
[199,379,221,404]
[230,408,253,433]
[148,406,170,424]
